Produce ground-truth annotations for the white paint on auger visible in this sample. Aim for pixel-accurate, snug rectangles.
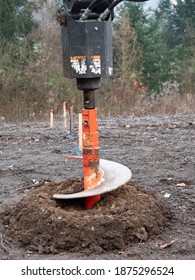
[53,159,132,199]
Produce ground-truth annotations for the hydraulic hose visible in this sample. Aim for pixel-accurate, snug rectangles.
[80,0,108,21]
[80,0,148,21]
[99,0,122,21]
[99,0,148,21]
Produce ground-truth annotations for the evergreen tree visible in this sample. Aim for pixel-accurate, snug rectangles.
[0,0,39,67]
[114,0,195,93]
[116,1,177,92]
[146,0,178,91]
[171,0,195,48]
[117,2,146,42]
[170,0,195,93]
[0,0,35,41]
[113,12,143,87]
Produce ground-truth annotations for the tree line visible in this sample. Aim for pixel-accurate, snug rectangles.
[0,0,194,121]
[115,0,195,94]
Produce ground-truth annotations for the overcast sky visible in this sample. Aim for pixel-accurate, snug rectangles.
[144,0,159,9]
[144,0,177,9]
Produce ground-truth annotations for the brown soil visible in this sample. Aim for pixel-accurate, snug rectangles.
[1,180,170,255]
[0,114,195,259]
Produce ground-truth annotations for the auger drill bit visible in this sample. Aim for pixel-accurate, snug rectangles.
[53,0,148,208]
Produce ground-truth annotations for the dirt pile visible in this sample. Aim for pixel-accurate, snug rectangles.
[1,179,171,255]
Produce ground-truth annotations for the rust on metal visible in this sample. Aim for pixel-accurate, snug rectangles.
[53,159,132,199]
[82,108,102,208]
[83,148,99,167]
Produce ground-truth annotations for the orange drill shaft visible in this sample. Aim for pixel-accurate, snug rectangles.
[82,108,103,209]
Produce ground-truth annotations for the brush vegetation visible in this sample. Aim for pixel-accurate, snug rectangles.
[0,0,195,122]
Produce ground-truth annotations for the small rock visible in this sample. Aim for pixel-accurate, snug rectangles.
[164,193,171,198]
[176,183,186,187]
[135,227,148,241]
[158,239,178,249]
[38,245,44,254]
[118,250,126,255]
[50,245,59,254]
[167,177,173,181]
[39,193,48,199]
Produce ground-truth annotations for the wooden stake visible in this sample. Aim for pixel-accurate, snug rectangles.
[63,101,67,128]
[69,106,73,135]
[50,109,54,128]
[79,113,83,152]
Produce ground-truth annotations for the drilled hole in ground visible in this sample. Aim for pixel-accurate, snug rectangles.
[1,179,172,255]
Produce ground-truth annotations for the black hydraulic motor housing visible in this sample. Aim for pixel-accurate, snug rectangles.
[59,0,148,92]
[60,0,113,91]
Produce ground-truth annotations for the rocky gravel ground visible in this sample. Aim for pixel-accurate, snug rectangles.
[0,113,194,259]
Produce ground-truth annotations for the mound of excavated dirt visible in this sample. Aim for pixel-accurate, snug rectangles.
[2,179,171,255]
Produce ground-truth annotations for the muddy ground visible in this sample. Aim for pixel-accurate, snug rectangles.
[0,114,194,260]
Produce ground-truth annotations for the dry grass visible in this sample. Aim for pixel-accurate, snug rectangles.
[0,17,194,122]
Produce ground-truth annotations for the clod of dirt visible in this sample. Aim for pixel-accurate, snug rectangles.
[1,179,171,255]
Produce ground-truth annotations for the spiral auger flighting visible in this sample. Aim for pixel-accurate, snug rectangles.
[53,0,147,208]
[53,159,132,206]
